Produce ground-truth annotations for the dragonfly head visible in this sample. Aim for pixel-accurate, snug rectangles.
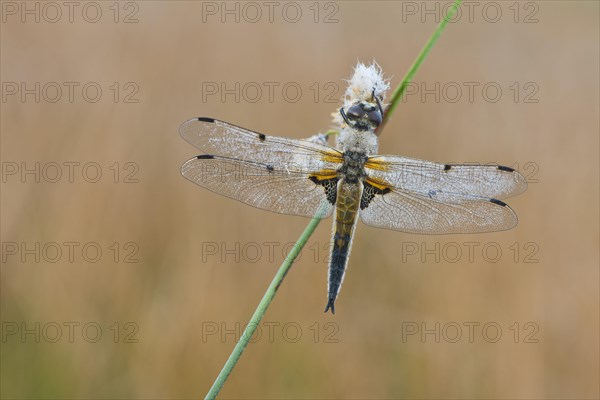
[340,90,384,131]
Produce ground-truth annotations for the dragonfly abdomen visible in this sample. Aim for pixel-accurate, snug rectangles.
[325,181,362,314]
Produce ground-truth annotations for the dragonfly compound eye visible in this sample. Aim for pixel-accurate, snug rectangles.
[367,110,382,127]
[341,102,382,131]
[346,104,366,120]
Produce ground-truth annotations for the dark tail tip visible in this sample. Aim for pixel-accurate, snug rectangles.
[324,298,336,314]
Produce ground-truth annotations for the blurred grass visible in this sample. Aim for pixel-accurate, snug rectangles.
[1,1,598,399]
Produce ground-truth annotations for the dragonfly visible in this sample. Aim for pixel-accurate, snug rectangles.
[180,63,527,314]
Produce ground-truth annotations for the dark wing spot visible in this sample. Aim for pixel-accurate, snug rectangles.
[497,165,515,173]
[258,133,266,141]
[428,190,436,198]
[361,181,391,210]
[443,164,452,171]
[309,176,338,205]
[196,154,214,159]
[490,198,508,207]
[197,117,215,123]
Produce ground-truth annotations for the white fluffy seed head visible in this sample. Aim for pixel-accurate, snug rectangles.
[345,61,390,104]
[332,61,390,126]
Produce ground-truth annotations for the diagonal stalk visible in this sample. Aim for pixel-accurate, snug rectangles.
[204,1,462,398]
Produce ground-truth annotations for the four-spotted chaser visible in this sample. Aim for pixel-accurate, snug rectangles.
[180,63,527,314]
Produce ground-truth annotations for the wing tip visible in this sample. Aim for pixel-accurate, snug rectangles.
[179,117,215,130]
[496,165,529,197]
[179,117,217,144]
[490,198,520,231]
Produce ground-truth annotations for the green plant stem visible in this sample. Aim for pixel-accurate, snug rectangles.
[204,2,462,398]
[204,214,323,400]
[377,0,462,134]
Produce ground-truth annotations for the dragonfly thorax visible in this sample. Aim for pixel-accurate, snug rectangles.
[337,127,379,154]
[340,151,368,183]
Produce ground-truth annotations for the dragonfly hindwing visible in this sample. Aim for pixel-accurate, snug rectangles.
[309,175,339,205]
[360,179,392,210]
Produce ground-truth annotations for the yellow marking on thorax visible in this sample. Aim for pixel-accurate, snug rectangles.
[309,169,338,181]
[321,151,344,164]
[365,157,392,171]
[365,176,393,191]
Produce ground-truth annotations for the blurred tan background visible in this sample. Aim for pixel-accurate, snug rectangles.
[1,1,598,399]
